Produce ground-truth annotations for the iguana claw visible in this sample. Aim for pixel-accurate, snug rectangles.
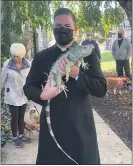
[58,84,69,97]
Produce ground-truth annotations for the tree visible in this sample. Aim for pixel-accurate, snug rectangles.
[100,6,125,40]
[103,0,132,42]
[117,0,132,29]
[1,1,27,58]
[19,1,53,53]
[104,0,132,29]
[1,1,12,57]
[70,1,125,42]
[1,0,131,57]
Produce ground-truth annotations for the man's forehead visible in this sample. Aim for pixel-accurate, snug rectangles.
[54,15,74,24]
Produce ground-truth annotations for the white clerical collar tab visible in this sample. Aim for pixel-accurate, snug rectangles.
[56,44,67,51]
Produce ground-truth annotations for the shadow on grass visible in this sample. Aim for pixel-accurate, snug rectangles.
[103,70,117,77]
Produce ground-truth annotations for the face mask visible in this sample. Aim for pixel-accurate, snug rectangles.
[88,36,91,41]
[118,34,123,39]
[53,27,74,46]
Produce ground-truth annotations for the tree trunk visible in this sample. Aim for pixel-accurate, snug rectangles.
[1,1,12,57]
[33,31,37,55]
[117,0,132,29]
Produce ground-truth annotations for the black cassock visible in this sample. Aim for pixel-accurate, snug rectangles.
[24,44,107,165]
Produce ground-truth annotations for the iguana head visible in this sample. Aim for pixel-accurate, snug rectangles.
[67,44,94,61]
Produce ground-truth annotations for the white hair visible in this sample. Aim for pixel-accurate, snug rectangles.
[10,43,26,58]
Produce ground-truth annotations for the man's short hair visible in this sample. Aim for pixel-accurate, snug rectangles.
[54,8,76,25]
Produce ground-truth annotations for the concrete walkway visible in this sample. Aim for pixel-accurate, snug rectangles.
[93,110,131,164]
[1,110,132,165]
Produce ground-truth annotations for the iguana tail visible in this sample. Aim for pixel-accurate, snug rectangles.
[45,99,79,165]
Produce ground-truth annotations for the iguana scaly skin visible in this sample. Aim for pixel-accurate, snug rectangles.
[48,44,94,95]
[45,44,94,165]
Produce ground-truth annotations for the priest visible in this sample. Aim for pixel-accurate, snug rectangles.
[24,7,107,165]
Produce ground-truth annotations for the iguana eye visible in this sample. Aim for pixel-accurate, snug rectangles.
[31,109,35,113]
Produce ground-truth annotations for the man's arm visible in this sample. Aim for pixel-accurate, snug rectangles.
[76,51,107,98]
[81,40,86,45]
[112,41,117,60]
[23,55,47,106]
[126,40,132,59]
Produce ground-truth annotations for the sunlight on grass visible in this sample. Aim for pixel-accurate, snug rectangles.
[101,61,116,72]
[101,51,132,72]
[101,51,115,72]
[101,52,114,63]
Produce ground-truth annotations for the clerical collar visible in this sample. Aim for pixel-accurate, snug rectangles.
[56,40,74,52]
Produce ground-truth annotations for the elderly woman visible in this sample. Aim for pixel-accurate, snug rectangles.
[1,43,31,148]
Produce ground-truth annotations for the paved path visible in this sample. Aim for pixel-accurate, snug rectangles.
[93,110,131,164]
[1,110,132,165]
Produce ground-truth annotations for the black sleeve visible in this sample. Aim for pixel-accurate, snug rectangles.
[81,41,85,45]
[76,51,107,98]
[23,54,47,107]
[95,42,101,60]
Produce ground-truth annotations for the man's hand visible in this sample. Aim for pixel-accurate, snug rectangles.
[40,77,60,101]
[59,57,79,79]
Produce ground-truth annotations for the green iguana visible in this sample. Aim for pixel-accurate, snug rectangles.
[45,44,94,165]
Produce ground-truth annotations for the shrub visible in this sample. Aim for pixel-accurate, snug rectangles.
[1,56,8,67]
[1,88,12,148]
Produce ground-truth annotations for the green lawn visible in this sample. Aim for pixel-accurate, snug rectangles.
[101,51,116,72]
[101,51,132,72]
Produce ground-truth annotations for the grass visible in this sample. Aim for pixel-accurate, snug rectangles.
[100,51,132,73]
[101,51,116,72]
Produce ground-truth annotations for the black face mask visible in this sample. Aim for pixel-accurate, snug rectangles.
[118,34,123,38]
[53,27,74,46]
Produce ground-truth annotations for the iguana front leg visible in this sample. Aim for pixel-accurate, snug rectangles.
[76,60,82,68]
[56,74,68,97]
[81,59,89,70]
[65,61,75,82]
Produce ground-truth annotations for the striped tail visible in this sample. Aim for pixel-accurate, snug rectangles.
[45,99,79,165]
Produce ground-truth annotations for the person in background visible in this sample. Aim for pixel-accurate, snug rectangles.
[112,29,132,80]
[1,43,31,148]
[24,8,107,165]
[82,32,101,60]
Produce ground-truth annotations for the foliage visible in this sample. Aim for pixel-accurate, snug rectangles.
[61,1,124,42]
[100,6,125,39]
[1,1,26,58]
[19,1,51,30]
[1,1,12,55]
[1,89,12,148]
[1,0,129,55]
[104,7,124,27]
[1,57,8,67]
[111,0,132,28]
[78,1,102,31]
